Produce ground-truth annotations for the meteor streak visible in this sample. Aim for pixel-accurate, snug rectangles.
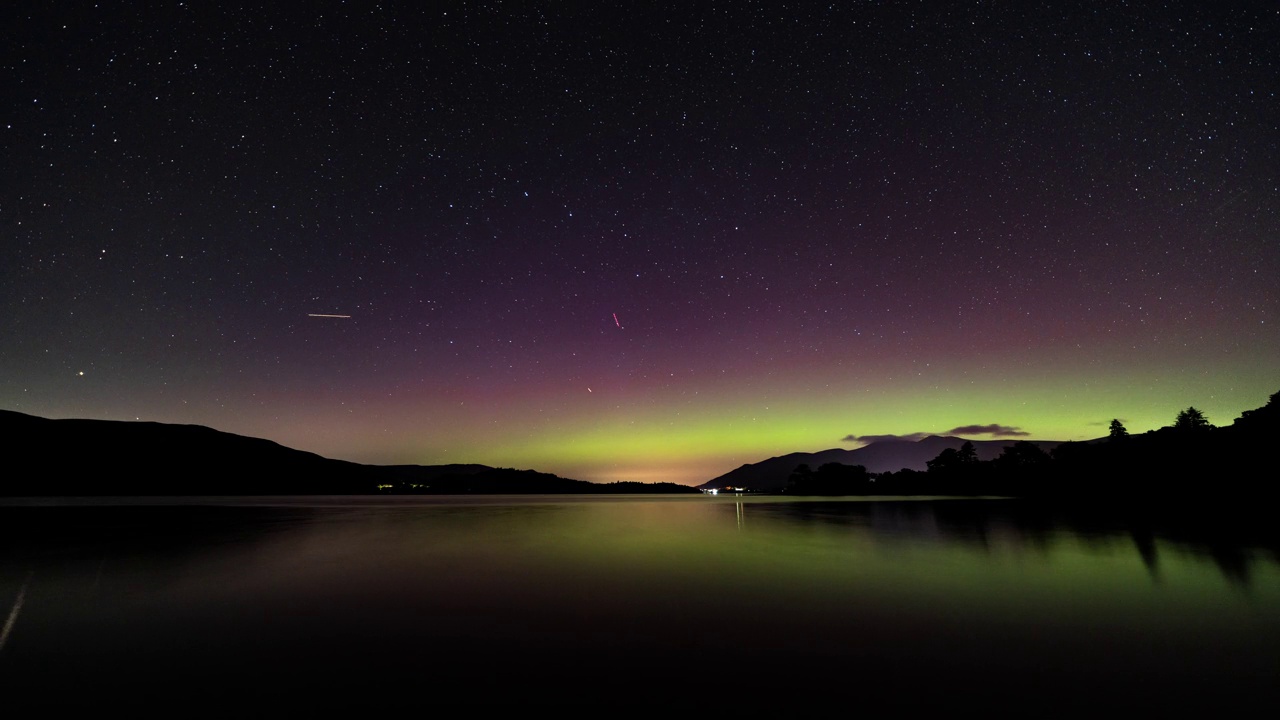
[308,314,351,319]
[613,313,622,329]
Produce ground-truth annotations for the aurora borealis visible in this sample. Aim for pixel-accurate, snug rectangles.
[3,2,1277,485]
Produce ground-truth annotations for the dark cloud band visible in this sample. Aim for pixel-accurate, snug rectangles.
[844,424,1029,443]
[945,424,1029,437]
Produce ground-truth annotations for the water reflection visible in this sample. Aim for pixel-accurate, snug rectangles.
[741,497,1280,588]
[0,496,1277,710]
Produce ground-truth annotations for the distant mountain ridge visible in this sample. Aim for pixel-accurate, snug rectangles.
[0,410,697,496]
[699,436,1066,492]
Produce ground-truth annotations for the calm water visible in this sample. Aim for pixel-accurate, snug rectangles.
[0,495,1276,711]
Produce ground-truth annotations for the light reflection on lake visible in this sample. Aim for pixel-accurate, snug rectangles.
[0,495,1276,710]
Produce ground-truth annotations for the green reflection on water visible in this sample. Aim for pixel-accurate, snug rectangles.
[208,496,1278,640]
[1,495,1277,709]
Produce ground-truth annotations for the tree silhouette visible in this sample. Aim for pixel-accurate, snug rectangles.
[995,441,1050,469]
[1108,419,1128,440]
[1233,390,1280,432]
[926,447,960,473]
[1173,406,1211,431]
[927,441,979,474]
[786,463,813,492]
[787,462,870,494]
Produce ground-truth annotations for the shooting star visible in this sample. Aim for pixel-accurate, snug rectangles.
[308,314,351,319]
[613,312,622,329]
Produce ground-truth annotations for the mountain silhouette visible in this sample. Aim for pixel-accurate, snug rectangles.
[700,436,1064,492]
[0,410,697,495]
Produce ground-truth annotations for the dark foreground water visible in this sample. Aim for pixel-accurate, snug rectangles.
[0,495,1276,712]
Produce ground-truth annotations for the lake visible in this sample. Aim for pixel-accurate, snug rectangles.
[0,495,1277,711]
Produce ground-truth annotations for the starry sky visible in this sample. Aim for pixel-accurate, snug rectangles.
[4,2,1278,485]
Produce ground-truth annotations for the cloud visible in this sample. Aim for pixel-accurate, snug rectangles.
[842,433,931,444]
[843,424,1031,444]
[945,423,1029,437]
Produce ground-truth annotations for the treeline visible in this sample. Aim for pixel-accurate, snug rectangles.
[786,390,1280,501]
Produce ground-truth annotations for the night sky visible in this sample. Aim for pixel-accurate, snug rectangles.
[4,2,1278,485]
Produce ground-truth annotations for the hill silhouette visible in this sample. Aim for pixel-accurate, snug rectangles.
[0,410,698,496]
[701,436,1062,492]
[704,389,1280,500]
